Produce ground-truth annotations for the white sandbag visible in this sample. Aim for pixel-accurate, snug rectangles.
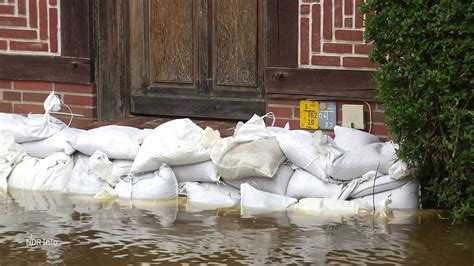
[66,154,109,195]
[349,174,409,199]
[286,169,345,199]
[131,119,214,174]
[240,183,297,211]
[21,127,84,158]
[8,152,73,191]
[171,161,219,183]
[389,160,412,180]
[333,125,379,151]
[211,138,286,180]
[0,113,66,143]
[184,182,240,207]
[115,164,178,200]
[276,130,335,179]
[72,125,142,160]
[0,131,27,191]
[351,180,420,209]
[112,159,133,178]
[289,197,391,217]
[224,164,294,195]
[88,150,119,186]
[233,113,288,142]
[328,142,397,180]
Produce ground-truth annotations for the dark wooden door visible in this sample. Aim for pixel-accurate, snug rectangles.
[130,0,265,120]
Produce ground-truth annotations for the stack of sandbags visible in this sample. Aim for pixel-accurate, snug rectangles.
[0,131,27,191]
[277,126,418,209]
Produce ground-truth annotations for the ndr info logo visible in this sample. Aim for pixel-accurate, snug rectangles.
[25,234,60,247]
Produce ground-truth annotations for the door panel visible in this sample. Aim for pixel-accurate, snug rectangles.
[148,0,198,90]
[215,0,258,88]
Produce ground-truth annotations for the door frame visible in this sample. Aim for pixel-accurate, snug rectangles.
[94,0,266,120]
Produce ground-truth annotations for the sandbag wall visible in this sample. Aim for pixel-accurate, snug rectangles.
[0,111,420,217]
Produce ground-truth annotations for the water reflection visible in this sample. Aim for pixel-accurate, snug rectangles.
[0,189,472,264]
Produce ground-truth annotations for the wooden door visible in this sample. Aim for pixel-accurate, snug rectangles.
[130,0,265,120]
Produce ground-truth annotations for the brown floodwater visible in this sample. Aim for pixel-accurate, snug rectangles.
[0,189,473,265]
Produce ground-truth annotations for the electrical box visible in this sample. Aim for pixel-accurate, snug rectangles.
[342,104,365,129]
[318,102,337,130]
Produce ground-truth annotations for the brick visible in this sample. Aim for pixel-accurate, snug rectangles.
[39,0,48,40]
[3,90,21,101]
[343,56,378,68]
[64,95,96,106]
[300,4,310,15]
[335,30,363,41]
[371,111,386,123]
[0,29,36,39]
[0,80,11,89]
[0,40,6,50]
[55,83,96,94]
[14,81,52,90]
[13,103,44,114]
[323,0,333,39]
[268,98,300,106]
[18,0,26,14]
[344,17,353,28]
[311,55,340,66]
[376,103,384,110]
[68,106,96,119]
[23,92,50,102]
[311,4,321,52]
[272,118,300,130]
[0,16,27,27]
[49,8,58,53]
[345,0,353,15]
[371,124,389,136]
[354,0,364,28]
[354,44,372,54]
[49,0,57,6]
[29,0,37,27]
[0,5,14,15]
[300,17,310,65]
[323,43,352,53]
[334,0,343,27]
[0,102,12,112]
[268,106,293,118]
[10,41,48,52]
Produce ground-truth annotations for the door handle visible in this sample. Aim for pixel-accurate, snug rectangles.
[271,72,284,81]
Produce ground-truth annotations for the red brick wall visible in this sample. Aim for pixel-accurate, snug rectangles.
[0,80,96,128]
[0,0,60,55]
[299,0,377,70]
[267,98,391,140]
[0,1,97,129]
[266,0,390,139]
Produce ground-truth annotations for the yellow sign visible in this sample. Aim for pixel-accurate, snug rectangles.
[299,100,318,129]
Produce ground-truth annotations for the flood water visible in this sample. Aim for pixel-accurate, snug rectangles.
[0,189,473,265]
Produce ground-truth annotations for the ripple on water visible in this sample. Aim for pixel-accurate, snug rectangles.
[0,190,473,264]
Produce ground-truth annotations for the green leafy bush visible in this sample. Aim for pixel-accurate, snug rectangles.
[360,1,473,222]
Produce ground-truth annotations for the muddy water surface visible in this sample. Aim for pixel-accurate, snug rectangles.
[0,189,473,264]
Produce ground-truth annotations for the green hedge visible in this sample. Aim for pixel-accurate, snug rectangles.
[360,1,473,222]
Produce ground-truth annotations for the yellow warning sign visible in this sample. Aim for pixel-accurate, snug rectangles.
[299,100,318,129]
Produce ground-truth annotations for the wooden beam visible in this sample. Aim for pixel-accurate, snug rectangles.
[131,94,266,120]
[266,67,377,99]
[266,0,299,68]
[0,55,91,84]
[60,0,91,58]
[93,0,130,120]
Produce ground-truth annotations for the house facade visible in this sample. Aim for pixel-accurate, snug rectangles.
[0,0,390,139]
